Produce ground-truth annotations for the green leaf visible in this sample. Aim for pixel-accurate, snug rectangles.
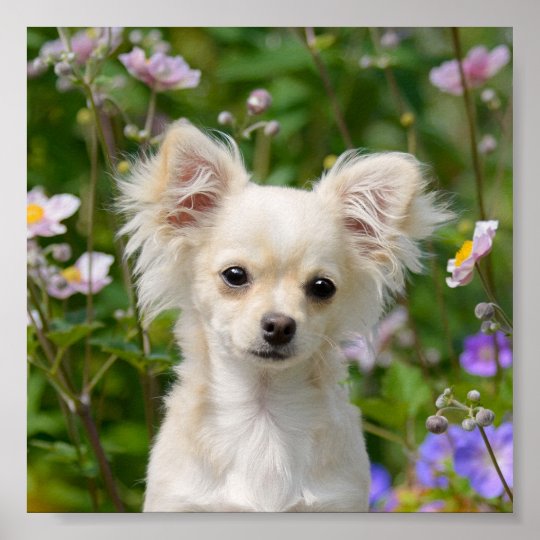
[46,322,103,349]
[354,397,406,429]
[381,361,432,418]
[90,338,144,369]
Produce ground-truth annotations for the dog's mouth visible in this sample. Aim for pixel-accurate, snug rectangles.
[248,348,293,362]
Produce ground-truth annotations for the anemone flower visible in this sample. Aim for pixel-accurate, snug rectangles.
[27,187,80,239]
[430,45,510,95]
[446,220,498,288]
[47,252,114,299]
[119,47,200,92]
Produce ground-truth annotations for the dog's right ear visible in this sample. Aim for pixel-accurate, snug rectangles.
[148,121,249,229]
[117,122,249,318]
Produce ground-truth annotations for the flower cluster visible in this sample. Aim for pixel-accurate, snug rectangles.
[27,187,114,300]
[217,88,280,139]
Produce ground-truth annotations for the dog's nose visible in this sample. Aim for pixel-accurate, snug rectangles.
[261,313,297,346]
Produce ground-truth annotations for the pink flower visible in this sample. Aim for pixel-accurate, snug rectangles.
[39,28,123,65]
[119,47,201,92]
[343,306,408,371]
[27,187,80,239]
[446,220,498,288]
[430,45,510,95]
[47,252,114,299]
[246,89,272,115]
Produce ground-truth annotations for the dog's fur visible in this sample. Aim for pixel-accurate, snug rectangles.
[118,121,448,512]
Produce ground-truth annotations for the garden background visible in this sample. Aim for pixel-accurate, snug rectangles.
[26,26,513,512]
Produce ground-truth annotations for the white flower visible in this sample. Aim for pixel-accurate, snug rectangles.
[27,187,80,239]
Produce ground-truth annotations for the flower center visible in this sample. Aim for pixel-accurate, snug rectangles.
[455,240,473,267]
[27,203,45,224]
[61,266,82,283]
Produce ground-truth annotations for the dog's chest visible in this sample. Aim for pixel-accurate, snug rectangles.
[208,382,323,510]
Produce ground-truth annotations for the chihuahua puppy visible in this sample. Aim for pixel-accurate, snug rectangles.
[118,121,447,512]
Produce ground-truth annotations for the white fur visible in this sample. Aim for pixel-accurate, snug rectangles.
[117,121,449,512]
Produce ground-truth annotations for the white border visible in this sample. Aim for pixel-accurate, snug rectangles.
[4,1,539,538]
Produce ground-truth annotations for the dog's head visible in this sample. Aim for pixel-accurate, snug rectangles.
[119,122,449,368]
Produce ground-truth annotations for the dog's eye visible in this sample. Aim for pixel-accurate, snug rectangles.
[306,278,336,300]
[221,266,249,287]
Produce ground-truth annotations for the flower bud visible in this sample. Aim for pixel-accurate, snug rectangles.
[475,302,495,321]
[481,320,496,334]
[247,89,272,115]
[467,390,481,403]
[426,415,448,434]
[435,395,447,409]
[481,88,496,103]
[443,388,453,398]
[217,111,234,126]
[462,418,477,431]
[400,112,415,128]
[138,129,150,141]
[123,124,139,139]
[478,134,497,155]
[76,108,93,126]
[263,120,280,137]
[54,61,73,77]
[129,29,143,44]
[359,55,372,69]
[116,160,130,175]
[380,30,400,49]
[323,154,337,170]
[475,408,495,427]
[51,243,72,263]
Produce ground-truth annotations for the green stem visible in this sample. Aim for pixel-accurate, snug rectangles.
[450,27,486,221]
[477,425,513,502]
[143,88,157,141]
[83,124,99,389]
[86,354,118,394]
[363,420,410,449]
[475,263,513,329]
[303,27,353,149]
[77,403,125,511]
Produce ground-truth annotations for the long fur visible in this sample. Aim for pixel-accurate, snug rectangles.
[117,121,449,512]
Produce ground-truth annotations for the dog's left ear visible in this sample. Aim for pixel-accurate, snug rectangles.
[316,152,449,292]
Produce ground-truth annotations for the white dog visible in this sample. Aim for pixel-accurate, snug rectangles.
[118,121,447,512]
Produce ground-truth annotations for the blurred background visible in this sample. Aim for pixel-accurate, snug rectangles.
[27,27,512,512]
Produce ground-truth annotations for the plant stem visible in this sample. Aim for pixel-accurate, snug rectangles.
[86,354,118,394]
[363,420,410,449]
[83,124,99,389]
[477,425,513,502]
[303,27,353,149]
[475,263,513,329]
[143,88,157,142]
[450,27,486,222]
[77,403,125,511]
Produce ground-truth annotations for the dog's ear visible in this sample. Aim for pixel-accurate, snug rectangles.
[316,152,450,293]
[154,121,249,228]
[117,122,249,319]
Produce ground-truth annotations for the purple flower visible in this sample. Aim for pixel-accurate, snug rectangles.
[459,331,512,377]
[416,426,461,488]
[430,45,510,95]
[369,463,392,508]
[454,422,513,498]
[47,252,114,299]
[119,47,201,92]
[27,187,80,239]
